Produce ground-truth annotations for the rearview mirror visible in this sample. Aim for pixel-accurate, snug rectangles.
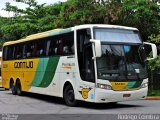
[143,42,157,61]
[90,39,102,58]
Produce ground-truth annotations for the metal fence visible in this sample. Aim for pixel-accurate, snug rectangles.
[148,70,160,90]
[148,70,160,96]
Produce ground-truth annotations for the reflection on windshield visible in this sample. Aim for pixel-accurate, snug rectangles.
[97,44,147,80]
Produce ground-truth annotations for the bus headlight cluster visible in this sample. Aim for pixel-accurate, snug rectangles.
[97,83,112,90]
[141,83,148,88]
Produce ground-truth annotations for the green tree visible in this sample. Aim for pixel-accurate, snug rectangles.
[147,34,160,70]
[0,0,159,43]
[112,0,160,40]
[88,0,160,41]
[54,0,105,27]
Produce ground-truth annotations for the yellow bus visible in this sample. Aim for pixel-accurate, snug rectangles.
[2,24,157,106]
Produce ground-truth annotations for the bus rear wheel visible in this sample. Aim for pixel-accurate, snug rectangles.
[16,80,23,96]
[10,80,17,95]
[63,84,77,107]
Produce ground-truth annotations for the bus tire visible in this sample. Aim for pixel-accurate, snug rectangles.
[10,80,17,95]
[16,80,23,96]
[63,84,77,107]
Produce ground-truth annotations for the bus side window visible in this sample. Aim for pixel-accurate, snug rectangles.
[3,47,8,61]
[37,42,44,57]
[7,46,15,60]
[46,40,51,56]
[38,39,47,57]
[63,32,74,56]
[16,45,23,59]
[63,46,69,54]
[57,39,64,55]
[25,43,32,58]
[3,45,15,60]
[47,36,57,56]
[27,42,38,58]
[23,44,30,59]
[33,43,38,57]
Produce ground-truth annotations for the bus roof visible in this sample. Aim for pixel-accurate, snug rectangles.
[3,28,72,46]
[3,24,138,46]
[74,24,138,31]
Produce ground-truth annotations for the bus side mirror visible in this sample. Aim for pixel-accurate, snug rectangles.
[90,39,102,58]
[143,42,157,61]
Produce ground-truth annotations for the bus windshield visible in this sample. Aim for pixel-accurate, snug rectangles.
[94,28,147,81]
[94,28,142,43]
[97,44,147,80]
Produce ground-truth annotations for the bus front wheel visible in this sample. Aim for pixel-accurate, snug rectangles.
[63,84,77,107]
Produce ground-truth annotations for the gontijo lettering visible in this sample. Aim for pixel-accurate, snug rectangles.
[14,61,33,68]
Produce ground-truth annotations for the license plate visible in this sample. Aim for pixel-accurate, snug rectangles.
[123,94,131,97]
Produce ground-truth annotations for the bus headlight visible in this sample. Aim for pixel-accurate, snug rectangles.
[97,83,112,90]
[141,83,148,88]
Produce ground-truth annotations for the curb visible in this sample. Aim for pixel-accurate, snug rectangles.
[146,96,160,100]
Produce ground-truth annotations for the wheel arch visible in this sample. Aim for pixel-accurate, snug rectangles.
[61,80,76,98]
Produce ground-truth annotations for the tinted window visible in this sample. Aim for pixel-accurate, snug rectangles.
[3,32,74,61]
[47,32,74,56]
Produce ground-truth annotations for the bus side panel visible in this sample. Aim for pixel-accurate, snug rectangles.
[22,59,40,91]
[59,57,76,98]
[2,59,39,91]
[28,57,61,96]
[2,61,18,89]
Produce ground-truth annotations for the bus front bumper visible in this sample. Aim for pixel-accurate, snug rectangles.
[94,87,148,103]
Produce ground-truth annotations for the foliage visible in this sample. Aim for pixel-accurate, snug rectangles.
[148,34,160,70]
[105,0,160,40]
[54,0,105,27]
[0,0,159,49]
[0,0,62,43]
[148,34,160,45]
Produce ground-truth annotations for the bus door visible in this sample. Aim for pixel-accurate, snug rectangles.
[76,29,95,102]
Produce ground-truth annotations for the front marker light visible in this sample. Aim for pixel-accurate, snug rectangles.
[97,83,112,90]
[141,83,148,88]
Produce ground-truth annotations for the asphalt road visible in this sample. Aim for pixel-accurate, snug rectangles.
[0,88,160,120]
